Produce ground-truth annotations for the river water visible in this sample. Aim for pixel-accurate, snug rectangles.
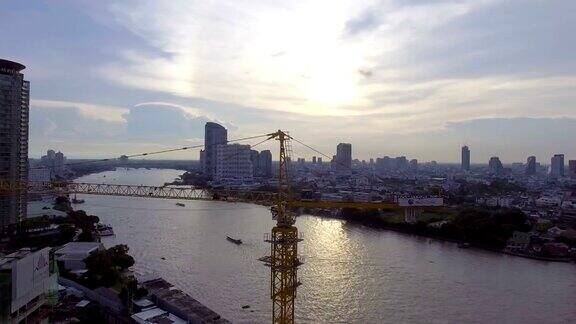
[75,168,576,323]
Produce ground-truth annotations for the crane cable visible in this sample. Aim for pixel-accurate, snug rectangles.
[28,133,271,171]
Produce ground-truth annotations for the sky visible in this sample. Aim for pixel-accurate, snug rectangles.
[1,0,575,163]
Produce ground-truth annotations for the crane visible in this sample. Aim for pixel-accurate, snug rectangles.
[0,129,441,324]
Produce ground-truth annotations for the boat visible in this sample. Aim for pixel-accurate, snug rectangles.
[226,236,242,245]
[458,242,471,249]
[71,194,85,204]
[96,224,114,236]
[176,203,185,207]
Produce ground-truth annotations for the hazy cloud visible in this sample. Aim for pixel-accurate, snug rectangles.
[2,0,576,161]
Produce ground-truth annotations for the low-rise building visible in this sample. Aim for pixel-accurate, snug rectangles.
[54,242,104,273]
[0,248,58,323]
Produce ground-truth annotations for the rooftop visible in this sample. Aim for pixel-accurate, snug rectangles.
[0,58,25,74]
[142,278,230,323]
[55,242,103,256]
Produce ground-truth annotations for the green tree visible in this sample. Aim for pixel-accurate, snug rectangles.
[108,245,135,270]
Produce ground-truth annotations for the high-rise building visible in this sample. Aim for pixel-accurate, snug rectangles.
[568,160,576,179]
[215,144,253,182]
[204,122,227,178]
[250,149,260,176]
[312,156,317,164]
[40,149,67,179]
[335,143,352,172]
[317,157,322,164]
[0,59,29,226]
[488,156,503,175]
[550,154,565,178]
[395,156,408,170]
[526,156,536,175]
[461,146,470,171]
[258,150,272,177]
[199,149,205,171]
[409,159,418,172]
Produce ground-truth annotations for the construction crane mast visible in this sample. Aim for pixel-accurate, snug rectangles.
[262,130,302,324]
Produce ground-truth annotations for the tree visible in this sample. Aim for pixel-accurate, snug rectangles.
[108,245,135,270]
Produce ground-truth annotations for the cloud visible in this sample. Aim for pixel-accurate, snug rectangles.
[4,0,576,161]
[29,100,227,158]
[32,99,128,122]
[122,103,210,140]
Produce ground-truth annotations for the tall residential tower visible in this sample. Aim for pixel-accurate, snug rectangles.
[550,154,565,178]
[335,143,352,173]
[461,145,470,171]
[203,122,227,179]
[0,59,29,226]
[526,156,536,175]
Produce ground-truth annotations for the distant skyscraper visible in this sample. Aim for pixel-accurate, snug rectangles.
[526,156,536,175]
[409,159,418,172]
[312,156,317,164]
[395,156,408,170]
[550,154,565,178]
[488,156,503,175]
[258,150,272,177]
[0,59,29,226]
[461,146,470,171]
[250,149,260,176]
[568,160,576,179]
[204,122,227,178]
[40,149,67,179]
[215,144,253,182]
[335,143,352,173]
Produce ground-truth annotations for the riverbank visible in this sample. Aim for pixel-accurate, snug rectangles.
[50,195,230,322]
[297,208,576,264]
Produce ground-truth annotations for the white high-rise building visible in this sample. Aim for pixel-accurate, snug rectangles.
[0,59,29,226]
[204,122,227,178]
[215,144,253,182]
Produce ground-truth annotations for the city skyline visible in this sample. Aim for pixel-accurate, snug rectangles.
[2,1,576,163]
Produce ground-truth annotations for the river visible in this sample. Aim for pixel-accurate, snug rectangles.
[74,168,576,323]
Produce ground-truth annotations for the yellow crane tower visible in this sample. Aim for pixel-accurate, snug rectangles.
[261,130,302,324]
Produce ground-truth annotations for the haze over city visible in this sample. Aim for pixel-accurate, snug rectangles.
[2,0,575,162]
